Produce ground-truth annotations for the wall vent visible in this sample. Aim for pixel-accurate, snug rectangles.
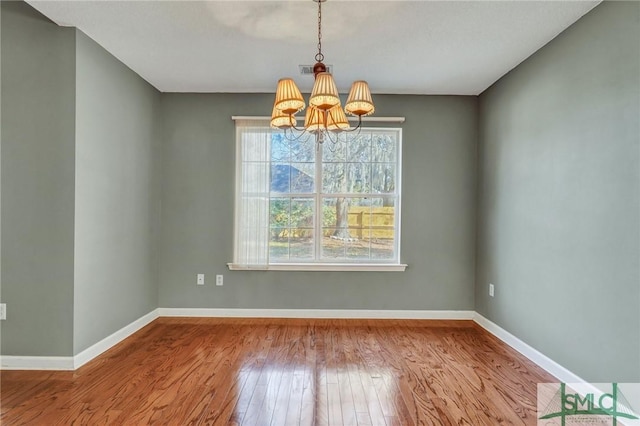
[299,65,333,75]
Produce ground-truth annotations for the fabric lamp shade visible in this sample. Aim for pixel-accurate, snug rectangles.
[345,81,375,116]
[303,107,325,133]
[274,78,305,115]
[326,105,350,132]
[309,73,340,111]
[270,105,296,129]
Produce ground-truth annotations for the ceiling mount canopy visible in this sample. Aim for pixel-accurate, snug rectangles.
[270,0,375,144]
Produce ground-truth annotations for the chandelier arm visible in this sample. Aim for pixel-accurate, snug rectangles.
[286,114,310,133]
[282,126,311,143]
[325,136,342,153]
[288,123,309,133]
[314,128,342,149]
[321,129,340,145]
[283,127,307,142]
[341,115,364,133]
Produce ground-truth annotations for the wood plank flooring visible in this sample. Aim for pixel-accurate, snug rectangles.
[1,318,555,425]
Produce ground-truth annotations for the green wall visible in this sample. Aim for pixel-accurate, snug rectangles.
[476,1,640,382]
[158,94,478,310]
[1,1,161,357]
[1,1,76,356]
[73,32,161,354]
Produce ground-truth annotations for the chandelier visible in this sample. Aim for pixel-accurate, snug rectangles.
[270,0,375,142]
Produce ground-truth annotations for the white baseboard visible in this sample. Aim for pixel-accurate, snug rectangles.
[473,312,585,384]
[0,309,159,371]
[73,309,159,369]
[1,308,589,386]
[471,314,632,421]
[0,355,75,371]
[1,309,471,371]
[157,308,475,320]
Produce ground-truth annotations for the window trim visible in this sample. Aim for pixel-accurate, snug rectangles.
[231,117,407,272]
[227,263,408,272]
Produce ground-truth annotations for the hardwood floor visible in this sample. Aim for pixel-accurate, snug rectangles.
[1,318,555,425]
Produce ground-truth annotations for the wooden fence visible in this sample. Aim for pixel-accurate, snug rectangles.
[330,206,395,239]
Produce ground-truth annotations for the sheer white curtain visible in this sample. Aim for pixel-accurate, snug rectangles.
[232,119,271,268]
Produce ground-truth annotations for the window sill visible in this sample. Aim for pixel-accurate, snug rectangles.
[227,263,408,272]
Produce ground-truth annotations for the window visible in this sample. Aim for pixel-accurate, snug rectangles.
[230,119,405,271]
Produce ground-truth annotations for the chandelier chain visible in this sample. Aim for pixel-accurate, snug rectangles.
[315,0,324,63]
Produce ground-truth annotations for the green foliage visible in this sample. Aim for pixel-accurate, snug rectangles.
[322,204,336,227]
[270,199,289,228]
[270,199,314,239]
[290,202,313,228]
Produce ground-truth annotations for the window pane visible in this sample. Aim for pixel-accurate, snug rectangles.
[371,133,396,163]
[270,133,316,163]
[270,198,290,228]
[322,197,348,259]
[271,164,291,193]
[290,198,314,228]
[346,163,371,194]
[321,197,398,261]
[347,228,371,259]
[290,137,316,162]
[368,197,395,260]
[269,198,290,261]
[321,228,346,260]
[347,133,371,163]
[269,228,289,261]
[322,136,346,162]
[322,163,347,194]
[271,163,315,194]
[270,133,290,162]
[269,198,315,262]
[290,163,315,193]
[321,197,347,230]
[371,163,396,194]
[289,229,314,260]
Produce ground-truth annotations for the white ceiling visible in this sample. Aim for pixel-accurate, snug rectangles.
[27,0,600,95]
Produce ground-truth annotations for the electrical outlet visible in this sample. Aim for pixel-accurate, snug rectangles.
[197,274,205,285]
[0,303,6,320]
[489,283,495,297]
[216,275,224,286]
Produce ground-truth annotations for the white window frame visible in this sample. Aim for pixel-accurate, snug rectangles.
[228,117,407,272]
